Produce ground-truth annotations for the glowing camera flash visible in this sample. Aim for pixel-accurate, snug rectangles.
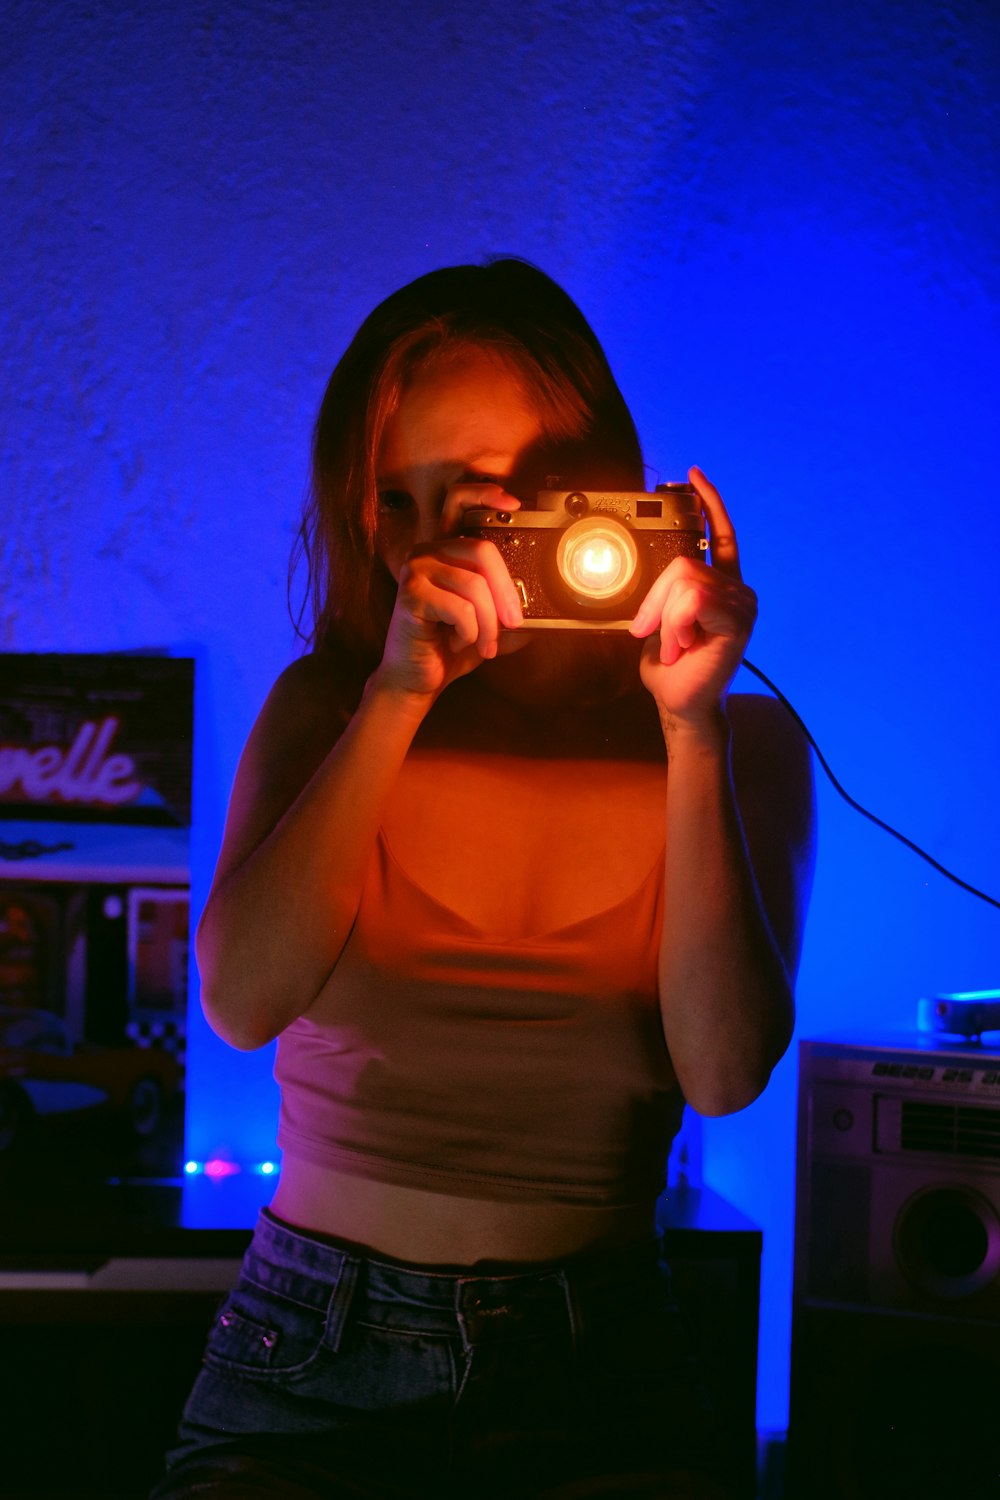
[557,519,638,603]
[577,542,617,581]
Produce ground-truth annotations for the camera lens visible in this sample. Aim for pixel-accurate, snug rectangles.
[556,518,638,605]
[567,538,627,590]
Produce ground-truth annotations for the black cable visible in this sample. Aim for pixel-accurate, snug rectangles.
[740,658,1000,912]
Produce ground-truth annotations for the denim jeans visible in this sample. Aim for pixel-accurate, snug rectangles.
[151,1209,730,1499]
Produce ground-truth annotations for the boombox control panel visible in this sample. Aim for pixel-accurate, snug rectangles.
[869,1058,1000,1087]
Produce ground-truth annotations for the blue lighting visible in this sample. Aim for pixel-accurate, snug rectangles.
[916,990,1000,1039]
[7,0,996,1440]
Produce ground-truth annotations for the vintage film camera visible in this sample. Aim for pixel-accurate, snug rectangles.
[462,481,709,629]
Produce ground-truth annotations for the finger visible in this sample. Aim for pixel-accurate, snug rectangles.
[688,466,742,582]
[662,582,703,655]
[652,622,683,667]
[663,579,755,644]
[634,570,756,655]
[414,536,524,629]
[438,483,521,540]
[416,584,494,658]
[401,556,504,657]
[633,577,703,665]
[628,554,708,638]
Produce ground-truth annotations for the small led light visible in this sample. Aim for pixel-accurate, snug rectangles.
[257,1160,278,1176]
[184,1160,201,1176]
[204,1158,241,1179]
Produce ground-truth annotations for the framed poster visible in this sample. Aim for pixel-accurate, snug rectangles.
[0,654,194,1178]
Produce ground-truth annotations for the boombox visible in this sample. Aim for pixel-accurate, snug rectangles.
[786,1033,1000,1499]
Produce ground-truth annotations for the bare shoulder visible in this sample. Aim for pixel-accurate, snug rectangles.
[255,649,352,742]
[728,691,808,769]
[728,691,814,823]
[239,652,352,789]
[209,650,355,889]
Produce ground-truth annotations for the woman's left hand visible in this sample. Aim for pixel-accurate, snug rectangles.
[629,467,757,725]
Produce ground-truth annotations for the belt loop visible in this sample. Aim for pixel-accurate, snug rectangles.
[323,1250,360,1353]
[454,1278,475,1357]
[558,1267,582,1352]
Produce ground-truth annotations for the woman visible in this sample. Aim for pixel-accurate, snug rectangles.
[153,259,814,1499]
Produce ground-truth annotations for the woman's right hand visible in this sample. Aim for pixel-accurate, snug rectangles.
[375,484,525,699]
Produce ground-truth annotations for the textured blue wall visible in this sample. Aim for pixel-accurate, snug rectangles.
[4,0,998,1431]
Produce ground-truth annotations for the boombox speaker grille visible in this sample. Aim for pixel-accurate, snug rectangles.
[899,1099,1000,1158]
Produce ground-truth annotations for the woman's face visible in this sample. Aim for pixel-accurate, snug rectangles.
[374,344,641,705]
[374,346,551,582]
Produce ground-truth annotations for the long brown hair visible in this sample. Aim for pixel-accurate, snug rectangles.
[292,258,644,670]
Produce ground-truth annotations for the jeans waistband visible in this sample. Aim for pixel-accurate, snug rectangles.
[243,1209,666,1351]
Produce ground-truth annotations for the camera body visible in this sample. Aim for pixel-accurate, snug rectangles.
[462,482,708,628]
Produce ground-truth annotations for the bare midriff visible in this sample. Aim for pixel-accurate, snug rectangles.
[270,1154,657,1268]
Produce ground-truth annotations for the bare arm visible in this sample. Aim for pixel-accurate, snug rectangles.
[197,486,524,1051]
[657,696,814,1115]
[631,469,815,1114]
[196,661,429,1050]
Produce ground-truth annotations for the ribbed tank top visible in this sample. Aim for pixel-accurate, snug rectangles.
[275,822,682,1206]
